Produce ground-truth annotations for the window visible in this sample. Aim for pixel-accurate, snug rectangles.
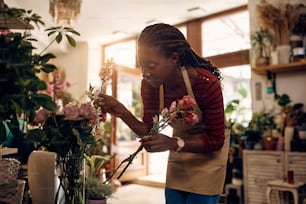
[104,40,136,68]
[221,65,252,125]
[202,10,250,57]
[202,9,252,124]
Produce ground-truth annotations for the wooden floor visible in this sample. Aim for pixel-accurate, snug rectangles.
[108,183,165,204]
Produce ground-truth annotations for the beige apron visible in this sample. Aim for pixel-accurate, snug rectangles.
[160,67,230,195]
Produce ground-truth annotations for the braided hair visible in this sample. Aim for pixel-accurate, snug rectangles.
[137,23,222,81]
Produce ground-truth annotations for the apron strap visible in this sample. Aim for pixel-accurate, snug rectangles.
[159,66,200,113]
[159,84,164,112]
[181,67,201,112]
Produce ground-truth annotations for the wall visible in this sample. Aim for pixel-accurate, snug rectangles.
[50,41,89,102]
[248,0,306,113]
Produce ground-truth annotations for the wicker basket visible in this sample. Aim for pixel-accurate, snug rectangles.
[0,158,20,185]
[0,158,21,203]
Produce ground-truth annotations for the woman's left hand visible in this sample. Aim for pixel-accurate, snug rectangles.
[140,134,177,152]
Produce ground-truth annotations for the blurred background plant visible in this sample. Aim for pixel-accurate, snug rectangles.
[85,154,116,201]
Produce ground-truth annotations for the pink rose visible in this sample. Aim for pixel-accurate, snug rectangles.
[33,108,50,125]
[169,101,177,112]
[178,95,196,111]
[79,102,92,119]
[184,112,199,126]
[64,103,80,120]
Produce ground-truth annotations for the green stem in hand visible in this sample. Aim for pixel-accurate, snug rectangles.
[104,144,144,183]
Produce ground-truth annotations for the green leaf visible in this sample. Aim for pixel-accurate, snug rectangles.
[40,53,56,64]
[55,33,63,43]
[31,94,57,112]
[65,35,76,47]
[72,128,83,146]
[41,63,57,73]
[36,80,47,90]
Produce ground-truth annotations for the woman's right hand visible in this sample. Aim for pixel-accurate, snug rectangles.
[98,94,127,118]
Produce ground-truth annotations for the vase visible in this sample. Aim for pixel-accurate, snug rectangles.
[55,151,85,204]
[88,199,107,204]
[276,45,291,64]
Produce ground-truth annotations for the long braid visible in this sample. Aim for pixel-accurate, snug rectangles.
[137,23,222,81]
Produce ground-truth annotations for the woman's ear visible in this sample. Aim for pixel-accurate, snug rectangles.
[170,52,180,64]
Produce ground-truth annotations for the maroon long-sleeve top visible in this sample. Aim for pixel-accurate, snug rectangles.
[141,67,225,153]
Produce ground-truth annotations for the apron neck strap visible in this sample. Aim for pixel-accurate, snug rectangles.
[159,66,200,112]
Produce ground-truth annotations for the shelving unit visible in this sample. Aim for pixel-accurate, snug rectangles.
[252,60,306,74]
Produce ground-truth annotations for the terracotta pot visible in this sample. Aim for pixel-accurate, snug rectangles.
[262,136,278,150]
[88,199,107,204]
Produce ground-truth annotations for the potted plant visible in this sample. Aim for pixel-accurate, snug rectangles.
[85,177,115,204]
[85,155,116,204]
[251,28,274,66]
[0,3,79,158]
[247,112,277,150]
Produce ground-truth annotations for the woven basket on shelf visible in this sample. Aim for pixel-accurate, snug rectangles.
[0,158,21,203]
[0,158,20,185]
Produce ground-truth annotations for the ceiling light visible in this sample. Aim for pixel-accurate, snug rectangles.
[49,0,82,27]
[187,6,206,17]
[145,19,162,25]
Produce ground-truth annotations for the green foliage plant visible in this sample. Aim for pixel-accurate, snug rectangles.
[85,155,116,200]
[251,28,274,58]
[0,4,79,145]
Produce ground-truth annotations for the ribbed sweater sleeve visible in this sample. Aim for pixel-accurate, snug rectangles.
[194,68,225,152]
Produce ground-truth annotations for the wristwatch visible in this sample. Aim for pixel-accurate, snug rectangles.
[174,137,185,152]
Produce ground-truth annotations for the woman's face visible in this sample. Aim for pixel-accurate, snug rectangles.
[138,45,177,88]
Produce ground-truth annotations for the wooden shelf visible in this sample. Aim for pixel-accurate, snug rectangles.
[252,60,306,74]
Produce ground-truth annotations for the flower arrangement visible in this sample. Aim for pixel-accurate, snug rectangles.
[106,95,199,182]
[27,59,115,203]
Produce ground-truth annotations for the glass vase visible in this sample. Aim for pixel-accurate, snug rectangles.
[55,151,85,204]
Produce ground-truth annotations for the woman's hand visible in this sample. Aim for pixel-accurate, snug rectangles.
[140,134,177,152]
[98,94,127,118]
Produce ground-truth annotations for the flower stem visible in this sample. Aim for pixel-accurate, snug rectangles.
[104,144,144,183]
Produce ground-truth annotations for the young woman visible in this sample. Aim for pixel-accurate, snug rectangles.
[99,23,229,204]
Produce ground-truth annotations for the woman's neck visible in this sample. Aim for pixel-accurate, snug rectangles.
[163,66,197,97]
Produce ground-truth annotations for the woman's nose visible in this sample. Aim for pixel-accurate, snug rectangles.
[143,71,151,79]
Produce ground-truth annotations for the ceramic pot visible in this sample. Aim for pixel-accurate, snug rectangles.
[88,199,107,204]
[262,136,278,150]
[276,45,291,64]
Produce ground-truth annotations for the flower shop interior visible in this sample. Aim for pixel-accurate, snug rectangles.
[1,0,306,203]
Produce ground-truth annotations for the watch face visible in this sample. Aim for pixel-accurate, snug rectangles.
[177,137,185,147]
[178,139,184,147]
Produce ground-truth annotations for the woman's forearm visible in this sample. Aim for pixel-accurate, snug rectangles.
[119,108,149,137]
